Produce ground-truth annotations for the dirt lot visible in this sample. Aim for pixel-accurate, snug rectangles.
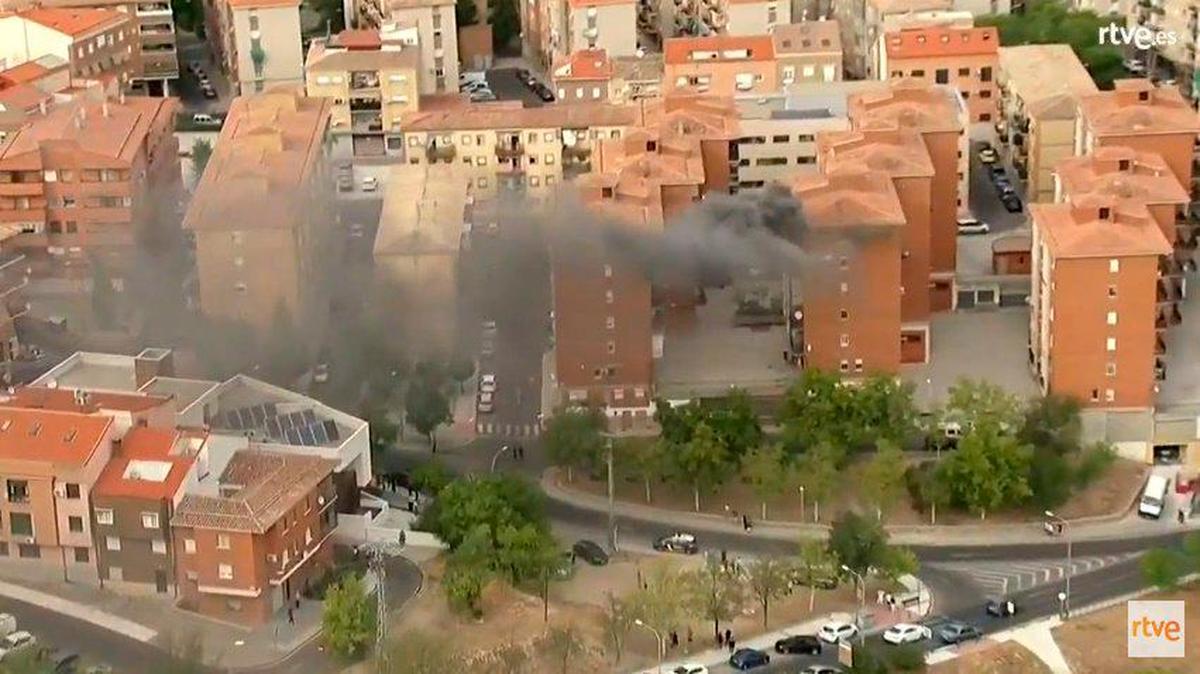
[1053,588,1200,674]
[567,456,1147,526]
[365,552,857,673]
[928,641,1051,674]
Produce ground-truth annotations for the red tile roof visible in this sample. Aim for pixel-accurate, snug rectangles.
[0,61,52,85]
[664,35,776,65]
[8,386,172,414]
[330,29,382,50]
[17,8,126,37]
[0,407,110,467]
[884,26,998,59]
[93,427,195,501]
[553,49,614,81]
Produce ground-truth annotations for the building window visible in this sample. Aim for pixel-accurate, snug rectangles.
[604,290,613,303]
[839,334,850,347]
[606,340,616,354]
[605,316,615,329]
[839,360,849,372]
[95,509,114,525]
[603,264,613,277]
[217,534,230,550]
[839,309,848,321]
[152,539,167,555]
[18,544,39,559]
[1105,389,1115,402]
[935,69,949,84]
[840,282,848,294]
[854,358,864,372]
[1106,362,1117,377]
[1106,311,1117,326]
[980,66,992,82]
[1107,285,1117,298]
[910,69,925,77]
[141,512,159,529]
[1108,259,1120,273]
[64,483,80,499]
[839,257,849,270]
[10,513,32,537]
[184,538,196,554]
[218,563,233,580]
[74,547,89,563]
[957,67,970,76]
[68,516,83,533]
[1106,337,1117,351]
[6,480,28,503]
[105,536,121,551]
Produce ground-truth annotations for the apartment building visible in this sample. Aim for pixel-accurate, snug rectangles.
[172,449,338,625]
[732,92,851,189]
[1029,198,1170,409]
[997,44,1097,202]
[879,25,998,125]
[552,49,616,103]
[304,28,420,157]
[5,385,176,432]
[789,168,905,375]
[91,426,199,593]
[568,0,638,57]
[834,0,951,78]
[373,163,468,355]
[397,99,638,199]
[1077,80,1200,194]
[0,406,115,580]
[611,54,663,102]
[0,95,181,279]
[663,35,777,96]
[203,0,304,95]
[38,0,181,94]
[183,89,332,333]
[376,5,458,94]
[819,127,935,362]
[724,0,792,34]
[1130,0,1198,95]
[771,20,842,86]
[0,8,136,88]
[847,81,964,310]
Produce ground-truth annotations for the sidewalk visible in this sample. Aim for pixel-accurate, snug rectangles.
[542,468,1200,547]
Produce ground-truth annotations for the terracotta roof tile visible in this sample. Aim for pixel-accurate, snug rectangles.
[1078,79,1200,137]
[0,96,176,168]
[0,406,110,467]
[884,26,998,59]
[5,386,173,414]
[553,49,614,81]
[93,427,196,501]
[819,127,934,178]
[664,35,776,65]
[1032,202,1171,259]
[17,7,127,36]
[849,80,961,133]
[791,168,906,229]
[1056,147,1189,206]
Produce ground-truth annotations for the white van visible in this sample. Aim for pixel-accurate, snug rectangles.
[1139,474,1170,519]
[0,614,15,639]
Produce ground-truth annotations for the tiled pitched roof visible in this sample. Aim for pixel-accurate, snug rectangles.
[0,406,110,467]
[93,427,196,501]
[7,386,172,413]
[17,7,126,37]
[884,26,998,59]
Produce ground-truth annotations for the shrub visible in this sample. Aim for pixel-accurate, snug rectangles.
[1074,443,1116,488]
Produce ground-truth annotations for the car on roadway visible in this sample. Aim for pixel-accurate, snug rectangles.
[479,373,497,393]
[482,319,498,334]
[1001,193,1023,213]
[191,113,220,126]
[0,631,37,661]
[728,648,769,670]
[361,176,379,192]
[977,147,998,164]
[652,532,699,554]
[337,174,354,192]
[469,89,498,102]
[477,391,494,414]
[201,85,218,99]
[986,598,1018,617]
[956,218,990,235]
[988,164,1007,180]
[993,177,1014,194]
[773,634,822,655]
[670,664,708,674]
[187,60,204,75]
[800,666,844,674]
[936,621,982,645]
[313,362,329,384]
[533,82,556,102]
[572,539,609,565]
[1123,58,1146,74]
[516,68,536,87]
[817,621,858,643]
[882,623,932,645]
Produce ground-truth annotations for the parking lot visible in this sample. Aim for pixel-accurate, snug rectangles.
[460,67,555,108]
[175,33,232,112]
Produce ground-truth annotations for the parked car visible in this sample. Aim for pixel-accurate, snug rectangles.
[516,68,536,86]
[728,648,769,670]
[0,615,16,639]
[469,89,498,102]
[801,666,844,674]
[956,218,990,235]
[989,164,1007,179]
[652,532,699,554]
[993,177,1014,194]
[985,598,1018,617]
[977,147,998,164]
[1123,58,1146,74]
[670,666,707,674]
[533,83,556,102]
[361,176,379,192]
[479,373,497,393]
[191,113,219,126]
[477,391,494,414]
[817,621,858,643]
[572,539,609,565]
[936,621,982,645]
[773,634,821,655]
[482,319,498,336]
[1001,193,1023,213]
[312,362,329,384]
[349,223,366,238]
[481,337,495,357]
[0,631,37,661]
[201,85,218,100]
[882,623,932,645]
[187,60,204,75]
[459,71,487,87]
[337,174,354,192]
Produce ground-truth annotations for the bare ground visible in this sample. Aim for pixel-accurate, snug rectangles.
[928,641,1052,674]
[1052,588,1200,674]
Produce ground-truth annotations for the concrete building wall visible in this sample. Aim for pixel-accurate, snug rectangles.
[881,53,997,125]
[569,2,637,57]
[726,0,790,35]
[664,57,777,96]
[389,4,459,93]
[231,6,304,95]
[734,115,849,188]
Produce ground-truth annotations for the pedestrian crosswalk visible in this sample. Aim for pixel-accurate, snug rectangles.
[928,552,1141,596]
[476,421,541,437]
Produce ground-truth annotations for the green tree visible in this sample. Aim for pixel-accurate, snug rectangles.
[1073,443,1116,489]
[1019,393,1082,455]
[171,0,202,33]
[778,371,917,455]
[1141,548,1185,590]
[617,437,668,503]
[860,440,907,521]
[491,0,519,50]
[543,409,604,482]
[363,406,399,456]
[600,593,634,665]
[744,556,792,628]
[941,378,1023,435]
[495,522,559,584]
[545,624,587,674]
[827,511,917,582]
[627,565,688,647]
[654,390,762,460]
[190,138,213,183]
[456,0,479,26]
[795,539,836,612]
[1027,447,1074,511]
[443,559,487,617]
[321,574,375,658]
[935,423,1032,518]
[376,631,463,674]
[686,560,744,641]
[410,460,454,496]
[741,443,788,519]
[978,0,1124,88]
[672,421,732,512]
[447,357,475,394]
[790,442,842,522]
[406,376,451,452]
[420,474,547,551]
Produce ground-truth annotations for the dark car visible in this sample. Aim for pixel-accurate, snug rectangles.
[774,634,822,655]
[515,68,535,86]
[989,164,1007,179]
[993,177,1013,193]
[653,532,699,554]
[729,648,770,670]
[937,622,982,644]
[201,86,218,100]
[986,598,1018,617]
[572,539,609,566]
[534,83,556,102]
[1001,194,1023,213]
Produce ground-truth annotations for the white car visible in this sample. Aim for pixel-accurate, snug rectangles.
[882,623,931,645]
[477,391,494,414]
[670,665,708,674]
[956,218,990,235]
[1123,58,1146,74]
[480,373,497,393]
[361,176,378,192]
[469,89,497,102]
[977,148,997,164]
[0,631,36,661]
[817,621,858,643]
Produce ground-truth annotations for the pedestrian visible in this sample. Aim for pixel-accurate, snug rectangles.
[728,636,736,653]
[876,589,886,605]
[398,530,407,547]
[724,628,732,646]
[670,630,679,649]
[295,598,301,610]
[720,549,728,566]
[1179,507,1186,524]
[716,631,724,647]
[742,514,752,532]
[287,608,294,624]
[686,626,693,649]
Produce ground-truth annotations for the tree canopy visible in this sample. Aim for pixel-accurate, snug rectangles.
[321,574,375,658]
[544,408,605,480]
[778,370,918,455]
[977,0,1124,88]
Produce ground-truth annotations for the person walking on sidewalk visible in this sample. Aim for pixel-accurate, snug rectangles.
[727,635,736,653]
[287,608,295,625]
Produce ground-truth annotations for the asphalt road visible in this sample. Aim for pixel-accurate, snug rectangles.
[967,140,1027,235]
[486,67,550,107]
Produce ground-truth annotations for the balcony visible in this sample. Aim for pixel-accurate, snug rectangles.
[350,71,380,91]
[426,140,456,162]
[351,111,383,134]
[562,142,592,161]
[497,157,525,175]
[1157,277,1184,304]
[136,2,172,15]
[495,139,525,159]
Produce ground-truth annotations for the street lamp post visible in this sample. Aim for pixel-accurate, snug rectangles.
[841,564,866,644]
[634,619,665,674]
[490,444,511,473]
[1045,510,1071,618]
[799,485,806,523]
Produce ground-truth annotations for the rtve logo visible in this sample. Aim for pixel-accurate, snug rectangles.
[1128,600,1186,658]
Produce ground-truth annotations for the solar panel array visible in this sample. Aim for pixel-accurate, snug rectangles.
[220,403,340,446]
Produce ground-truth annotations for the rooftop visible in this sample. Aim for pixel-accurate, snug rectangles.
[735,91,848,121]
[884,25,998,59]
[16,7,126,37]
[1031,202,1172,259]
[1078,79,1200,137]
[375,163,469,257]
[226,0,301,9]
[1056,147,1189,207]
[172,450,336,533]
[770,20,842,55]
[819,127,935,179]
[612,54,664,83]
[848,80,962,134]
[400,99,639,131]
[665,35,776,65]
[0,407,110,467]
[791,168,907,229]
[0,97,175,170]
[139,376,221,413]
[204,375,364,450]
[997,44,1097,113]
[93,427,198,502]
[567,0,634,8]
[32,351,152,392]
[553,49,614,82]
[3,386,172,414]
[305,36,418,72]
[867,0,952,14]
